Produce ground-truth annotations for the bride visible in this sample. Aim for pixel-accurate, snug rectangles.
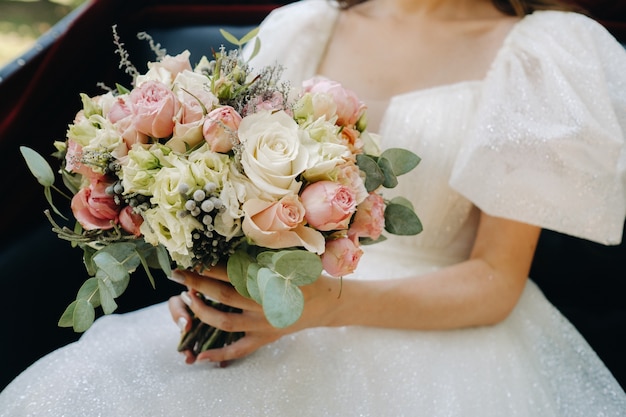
[2,0,625,415]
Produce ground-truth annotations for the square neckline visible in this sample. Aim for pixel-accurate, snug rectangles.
[315,4,536,103]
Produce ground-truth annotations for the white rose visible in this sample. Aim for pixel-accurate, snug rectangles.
[140,206,201,269]
[239,110,309,197]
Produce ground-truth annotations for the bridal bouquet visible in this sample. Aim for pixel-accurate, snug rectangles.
[21,28,422,355]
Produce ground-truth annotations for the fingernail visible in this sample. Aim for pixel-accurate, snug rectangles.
[177,317,188,332]
[180,291,192,306]
[168,270,186,284]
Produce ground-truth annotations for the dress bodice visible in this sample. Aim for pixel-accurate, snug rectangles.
[375,83,483,265]
[249,0,626,251]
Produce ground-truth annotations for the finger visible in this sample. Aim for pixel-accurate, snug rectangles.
[196,333,281,363]
[182,274,261,312]
[168,295,192,332]
[186,291,268,332]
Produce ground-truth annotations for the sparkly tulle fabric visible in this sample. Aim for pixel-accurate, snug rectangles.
[2,1,626,415]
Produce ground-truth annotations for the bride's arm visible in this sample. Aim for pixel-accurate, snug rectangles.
[168,212,541,363]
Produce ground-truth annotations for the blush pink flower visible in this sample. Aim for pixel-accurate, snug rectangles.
[129,80,179,138]
[242,196,325,254]
[202,106,242,153]
[300,180,357,231]
[154,51,192,78]
[71,178,120,230]
[348,192,385,240]
[119,206,144,236]
[302,77,366,127]
[108,97,149,151]
[321,235,363,277]
[243,91,287,115]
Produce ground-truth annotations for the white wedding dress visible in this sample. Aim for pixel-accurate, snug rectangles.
[2,1,626,416]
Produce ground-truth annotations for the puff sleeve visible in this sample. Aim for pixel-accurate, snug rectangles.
[449,11,626,245]
[243,0,339,87]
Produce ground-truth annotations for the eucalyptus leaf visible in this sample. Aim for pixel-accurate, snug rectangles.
[93,251,130,283]
[380,148,421,176]
[83,246,97,276]
[73,298,96,332]
[384,203,423,236]
[356,154,385,192]
[58,300,78,328]
[377,157,399,189]
[272,250,322,286]
[99,242,142,272]
[256,251,275,267]
[227,250,253,298]
[389,196,415,210]
[257,268,303,328]
[98,278,118,315]
[20,146,55,187]
[77,278,101,308]
[155,244,172,276]
[246,263,262,304]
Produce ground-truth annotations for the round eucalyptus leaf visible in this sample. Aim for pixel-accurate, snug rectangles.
[73,299,96,332]
[380,148,421,176]
[384,203,423,235]
[272,250,322,286]
[257,269,304,328]
[356,154,385,192]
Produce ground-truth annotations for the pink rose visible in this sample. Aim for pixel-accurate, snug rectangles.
[242,196,325,254]
[129,80,179,138]
[71,178,120,230]
[300,180,357,231]
[321,235,363,277]
[108,97,149,151]
[119,206,144,236]
[203,106,242,153]
[153,52,192,78]
[348,192,385,240]
[302,77,365,127]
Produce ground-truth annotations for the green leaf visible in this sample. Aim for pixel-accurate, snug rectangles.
[380,148,421,176]
[246,263,262,304]
[248,37,261,61]
[256,251,275,267]
[99,242,142,272]
[272,250,322,286]
[384,202,423,236]
[219,29,242,46]
[73,298,96,332]
[77,278,101,308]
[238,27,260,45]
[20,146,55,187]
[58,300,78,328]
[43,186,67,219]
[377,157,398,189]
[227,250,253,299]
[257,268,303,328]
[93,251,130,283]
[116,83,131,95]
[356,154,385,192]
[98,278,118,314]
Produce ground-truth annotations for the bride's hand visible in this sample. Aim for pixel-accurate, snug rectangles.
[167,266,340,364]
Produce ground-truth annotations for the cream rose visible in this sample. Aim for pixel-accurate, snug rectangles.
[239,110,310,197]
